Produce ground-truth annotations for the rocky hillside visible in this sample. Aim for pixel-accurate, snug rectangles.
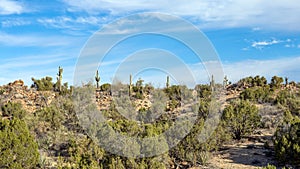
[0,77,299,169]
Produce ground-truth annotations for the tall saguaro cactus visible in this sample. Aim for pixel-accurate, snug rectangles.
[166,76,170,89]
[285,77,289,87]
[95,70,100,89]
[129,74,132,96]
[210,74,215,91]
[57,66,63,92]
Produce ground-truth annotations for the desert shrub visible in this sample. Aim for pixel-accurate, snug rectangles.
[275,90,300,115]
[62,137,105,169]
[164,85,188,111]
[132,78,145,99]
[222,99,261,140]
[238,75,267,87]
[274,114,300,165]
[0,118,40,169]
[31,76,54,91]
[100,83,111,92]
[58,82,72,96]
[0,88,5,95]
[262,164,277,169]
[144,83,154,95]
[194,84,211,99]
[270,76,284,89]
[36,105,65,130]
[170,116,230,166]
[240,86,272,103]
[1,102,26,120]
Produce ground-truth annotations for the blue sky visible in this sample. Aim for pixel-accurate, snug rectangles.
[1,0,300,86]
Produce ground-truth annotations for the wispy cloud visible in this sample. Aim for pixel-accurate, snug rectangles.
[0,0,25,15]
[0,31,77,47]
[37,16,108,30]
[251,39,281,49]
[62,0,300,31]
[0,54,76,85]
[1,54,73,69]
[223,56,300,83]
[1,18,31,27]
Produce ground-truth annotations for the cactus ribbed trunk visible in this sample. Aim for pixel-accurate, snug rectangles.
[129,74,132,96]
[166,76,170,89]
[95,70,100,89]
[57,66,63,92]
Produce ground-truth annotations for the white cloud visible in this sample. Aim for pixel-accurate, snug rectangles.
[285,44,291,48]
[222,56,300,83]
[251,39,281,49]
[1,18,31,27]
[0,54,76,85]
[0,0,25,15]
[0,31,77,47]
[37,16,108,29]
[252,27,261,31]
[62,0,300,31]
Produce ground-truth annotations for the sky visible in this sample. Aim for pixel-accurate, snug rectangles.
[1,0,300,87]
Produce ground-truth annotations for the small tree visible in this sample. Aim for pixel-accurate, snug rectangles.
[222,99,261,140]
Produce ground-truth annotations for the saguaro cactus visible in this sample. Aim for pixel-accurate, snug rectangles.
[166,76,170,89]
[95,70,100,89]
[210,74,215,91]
[285,77,289,87]
[57,66,63,92]
[129,74,132,96]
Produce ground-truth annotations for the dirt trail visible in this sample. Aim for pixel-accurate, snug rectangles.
[208,129,276,169]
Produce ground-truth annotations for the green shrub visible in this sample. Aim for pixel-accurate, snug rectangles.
[238,75,267,87]
[64,137,105,169]
[274,118,300,165]
[1,102,26,120]
[270,76,284,89]
[0,88,5,95]
[194,84,211,99]
[0,119,40,169]
[100,83,111,92]
[31,76,54,91]
[59,82,72,96]
[275,89,300,115]
[240,86,272,103]
[222,99,261,140]
[262,164,277,169]
[36,105,65,130]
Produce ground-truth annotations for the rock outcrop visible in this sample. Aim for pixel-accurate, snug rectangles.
[0,80,57,113]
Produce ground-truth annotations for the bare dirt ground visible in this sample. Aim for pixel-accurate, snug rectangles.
[207,129,276,169]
